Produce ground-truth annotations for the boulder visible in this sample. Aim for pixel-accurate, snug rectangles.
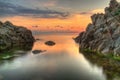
[0,21,35,52]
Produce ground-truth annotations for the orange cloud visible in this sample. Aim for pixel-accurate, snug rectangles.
[1,8,104,32]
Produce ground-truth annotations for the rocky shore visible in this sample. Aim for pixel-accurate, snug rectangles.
[75,0,120,57]
[0,21,35,52]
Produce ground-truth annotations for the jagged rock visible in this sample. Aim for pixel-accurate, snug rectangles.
[75,0,120,56]
[114,46,120,56]
[75,32,85,43]
[0,21,35,52]
[109,0,119,9]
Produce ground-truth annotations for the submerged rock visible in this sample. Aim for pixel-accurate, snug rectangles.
[75,0,120,56]
[0,21,35,52]
[35,38,41,41]
[45,41,56,46]
[32,50,46,54]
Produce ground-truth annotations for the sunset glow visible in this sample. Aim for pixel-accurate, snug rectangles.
[1,9,104,32]
[0,0,108,33]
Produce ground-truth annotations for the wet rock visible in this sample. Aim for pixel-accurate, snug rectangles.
[45,41,56,46]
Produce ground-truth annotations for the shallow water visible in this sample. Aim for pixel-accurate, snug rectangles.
[0,33,113,80]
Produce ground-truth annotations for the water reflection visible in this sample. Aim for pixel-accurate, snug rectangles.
[0,34,106,80]
[0,41,34,61]
[81,51,120,80]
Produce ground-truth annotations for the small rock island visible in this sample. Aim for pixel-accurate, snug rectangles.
[45,41,56,46]
[0,21,35,53]
[75,0,120,57]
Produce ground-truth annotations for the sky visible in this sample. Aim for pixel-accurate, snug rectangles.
[0,0,117,33]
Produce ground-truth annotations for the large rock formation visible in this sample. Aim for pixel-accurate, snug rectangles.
[0,21,35,52]
[75,0,120,56]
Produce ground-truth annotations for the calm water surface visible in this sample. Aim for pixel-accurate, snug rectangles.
[0,33,113,80]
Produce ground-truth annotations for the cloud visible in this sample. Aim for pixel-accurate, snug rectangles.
[79,9,104,15]
[0,1,70,19]
[52,0,109,11]
[43,1,56,7]
[79,12,92,15]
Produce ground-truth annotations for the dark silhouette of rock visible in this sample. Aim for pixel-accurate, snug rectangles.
[45,41,56,46]
[35,38,43,42]
[0,21,35,52]
[75,0,120,56]
[32,50,46,54]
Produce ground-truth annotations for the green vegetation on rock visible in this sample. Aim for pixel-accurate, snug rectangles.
[0,50,15,60]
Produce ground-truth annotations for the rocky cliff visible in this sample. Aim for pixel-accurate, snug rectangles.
[75,0,120,56]
[0,21,35,52]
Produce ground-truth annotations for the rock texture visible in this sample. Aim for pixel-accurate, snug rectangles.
[75,0,120,56]
[0,21,35,52]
